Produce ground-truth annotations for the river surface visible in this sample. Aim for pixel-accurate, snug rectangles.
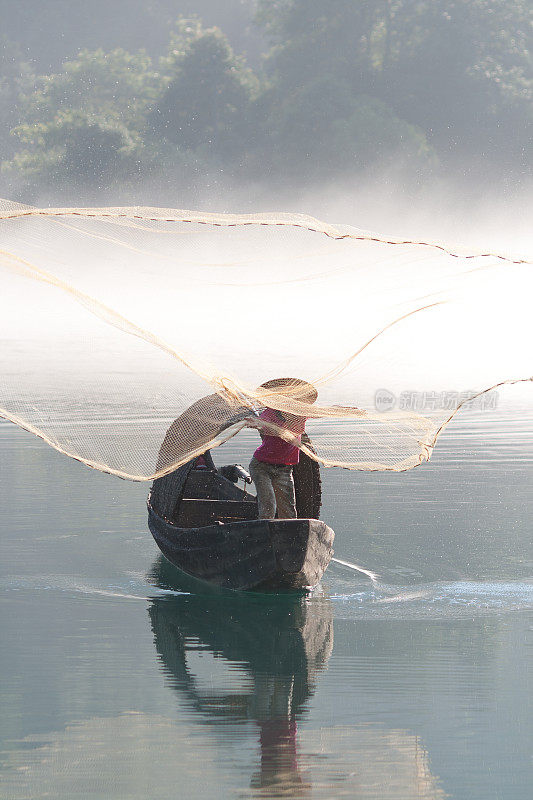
[1,412,532,799]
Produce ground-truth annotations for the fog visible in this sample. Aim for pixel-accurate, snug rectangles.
[0,1,531,433]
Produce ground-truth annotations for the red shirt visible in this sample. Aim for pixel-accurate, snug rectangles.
[253,408,306,466]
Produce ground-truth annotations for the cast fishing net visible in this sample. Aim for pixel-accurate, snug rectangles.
[0,198,531,480]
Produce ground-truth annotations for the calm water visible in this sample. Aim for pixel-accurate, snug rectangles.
[1,412,532,799]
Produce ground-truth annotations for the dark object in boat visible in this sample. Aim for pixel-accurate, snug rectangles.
[148,433,334,592]
[218,463,252,484]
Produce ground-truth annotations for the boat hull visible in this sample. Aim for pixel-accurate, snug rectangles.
[148,506,335,591]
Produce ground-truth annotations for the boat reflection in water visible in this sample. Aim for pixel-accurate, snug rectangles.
[147,559,447,799]
[148,556,333,796]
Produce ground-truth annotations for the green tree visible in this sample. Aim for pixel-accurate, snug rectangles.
[376,0,532,168]
[7,112,141,186]
[0,38,33,162]
[257,0,532,178]
[257,0,383,94]
[4,48,160,187]
[259,76,435,178]
[254,1,436,176]
[149,19,260,162]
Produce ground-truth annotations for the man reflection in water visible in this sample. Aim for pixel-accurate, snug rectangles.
[250,675,311,795]
[247,379,318,520]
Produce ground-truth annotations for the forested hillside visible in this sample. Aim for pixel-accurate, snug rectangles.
[0,0,530,200]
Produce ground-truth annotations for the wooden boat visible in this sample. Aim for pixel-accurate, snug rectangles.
[147,435,335,591]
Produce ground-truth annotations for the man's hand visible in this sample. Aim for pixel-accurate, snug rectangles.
[243,416,263,430]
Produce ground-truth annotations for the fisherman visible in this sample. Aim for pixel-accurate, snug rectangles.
[246,379,317,520]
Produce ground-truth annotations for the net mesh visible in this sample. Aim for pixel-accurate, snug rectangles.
[0,199,531,480]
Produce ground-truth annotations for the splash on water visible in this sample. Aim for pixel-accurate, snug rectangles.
[331,556,380,583]
[328,579,533,619]
[2,573,189,601]
[3,568,532,620]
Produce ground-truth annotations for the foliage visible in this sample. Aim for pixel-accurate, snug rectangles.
[0,1,261,72]
[260,76,435,177]
[2,3,531,194]
[0,38,33,161]
[376,1,533,153]
[149,19,259,160]
[256,0,532,176]
[3,49,160,186]
[7,111,140,186]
